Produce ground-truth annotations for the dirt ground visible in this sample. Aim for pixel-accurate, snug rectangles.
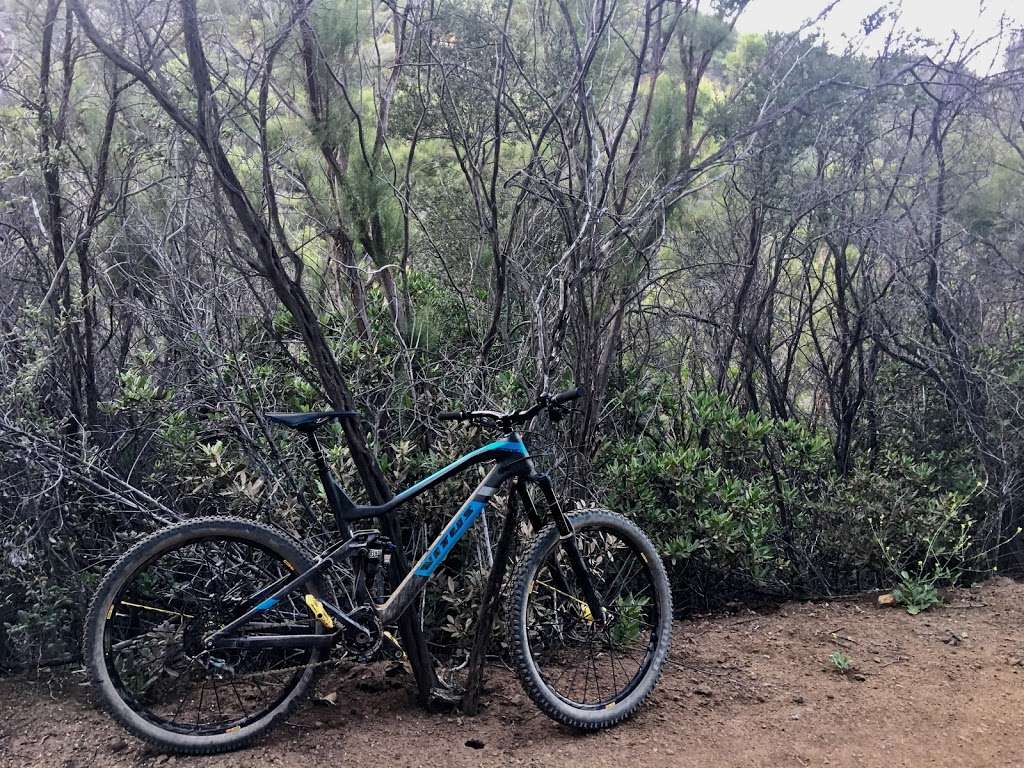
[3,576,1023,768]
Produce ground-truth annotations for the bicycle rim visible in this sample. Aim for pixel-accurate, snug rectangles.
[523,525,664,708]
[101,535,322,735]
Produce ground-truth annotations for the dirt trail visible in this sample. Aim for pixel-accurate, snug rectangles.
[3,577,1023,768]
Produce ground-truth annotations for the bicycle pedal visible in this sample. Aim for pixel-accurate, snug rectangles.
[304,594,335,630]
[381,630,405,659]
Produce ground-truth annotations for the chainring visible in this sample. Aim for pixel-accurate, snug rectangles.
[344,605,384,660]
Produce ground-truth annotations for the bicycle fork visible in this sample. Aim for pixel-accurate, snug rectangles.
[519,473,608,625]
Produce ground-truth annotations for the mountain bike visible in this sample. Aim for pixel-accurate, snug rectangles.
[82,388,673,754]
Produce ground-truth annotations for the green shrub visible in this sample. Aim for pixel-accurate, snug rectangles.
[595,390,985,606]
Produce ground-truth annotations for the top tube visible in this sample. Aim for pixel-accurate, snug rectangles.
[359,435,529,516]
[395,437,527,499]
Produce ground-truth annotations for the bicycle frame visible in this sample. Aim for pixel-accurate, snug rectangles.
[206,431,593,652]
[374,435,535,624]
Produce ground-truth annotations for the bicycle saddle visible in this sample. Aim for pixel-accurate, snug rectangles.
[266,410,357,431]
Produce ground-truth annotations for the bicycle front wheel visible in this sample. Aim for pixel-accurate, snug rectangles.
[509,509,672,729]
[82,517,331,754]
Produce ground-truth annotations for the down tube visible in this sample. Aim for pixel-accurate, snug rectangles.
[377,467,504,625]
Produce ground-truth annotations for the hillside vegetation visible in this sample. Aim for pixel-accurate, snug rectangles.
[1,0,1024,676]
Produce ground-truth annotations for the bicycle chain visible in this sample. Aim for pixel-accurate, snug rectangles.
[212,653,342,682]
[203,632,404,682]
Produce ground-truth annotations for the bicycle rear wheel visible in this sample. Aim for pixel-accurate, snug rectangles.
[83,517,331,754]
[509,509,672,729]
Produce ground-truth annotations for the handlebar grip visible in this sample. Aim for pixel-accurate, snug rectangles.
[550,387,583,406]
[437,411,464,421]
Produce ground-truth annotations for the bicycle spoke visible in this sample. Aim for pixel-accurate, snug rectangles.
[523,523,663,708]
[102,534,322,735]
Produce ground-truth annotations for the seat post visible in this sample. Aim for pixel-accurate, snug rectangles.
[304,429,329,475]
[305,429,353,538]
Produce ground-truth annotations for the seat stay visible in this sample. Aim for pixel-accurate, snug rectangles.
[205,534,364,645]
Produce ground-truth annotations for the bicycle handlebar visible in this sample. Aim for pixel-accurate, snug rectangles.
[551,386,584,406]
[438,387,583,427]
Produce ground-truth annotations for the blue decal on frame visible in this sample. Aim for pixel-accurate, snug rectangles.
[414,500,486,577]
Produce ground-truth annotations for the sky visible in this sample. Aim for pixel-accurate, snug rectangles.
[735,0,1021,71]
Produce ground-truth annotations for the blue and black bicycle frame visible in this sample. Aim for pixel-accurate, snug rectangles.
[206,389,603,653]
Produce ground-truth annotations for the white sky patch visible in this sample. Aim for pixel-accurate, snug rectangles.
[735,0,1021,72]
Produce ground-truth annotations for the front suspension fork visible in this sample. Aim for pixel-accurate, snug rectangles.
[520,473,607,624]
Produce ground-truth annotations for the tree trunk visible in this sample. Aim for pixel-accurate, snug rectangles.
[461,484,520,715]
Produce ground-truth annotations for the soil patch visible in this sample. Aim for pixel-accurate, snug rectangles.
[2,577,1022,767]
